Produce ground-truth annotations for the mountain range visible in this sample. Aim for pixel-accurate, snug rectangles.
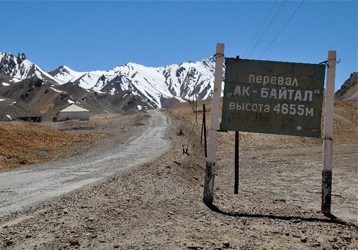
[0,51,218,110]
[0,51,355,121]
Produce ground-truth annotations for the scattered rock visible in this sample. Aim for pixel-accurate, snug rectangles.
[223,242,230,248]
[311,242,321,247]
[187,245,204,249]
[332,243,340,249]
[300,235,308,243]
[5,240,14,246]
[177,129,184,136]
[207,243,221,250]
[342,235,352,242]
[69,238,80,246]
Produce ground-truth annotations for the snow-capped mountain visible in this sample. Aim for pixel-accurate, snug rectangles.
[49,58,218,108]
[0,52,59,85]
[1,51,220,109]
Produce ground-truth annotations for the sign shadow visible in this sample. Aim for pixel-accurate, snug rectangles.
[205,202,357,229]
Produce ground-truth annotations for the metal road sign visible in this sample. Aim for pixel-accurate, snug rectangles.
[220,58,326,138]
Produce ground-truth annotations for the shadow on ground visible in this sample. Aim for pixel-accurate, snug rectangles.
[206,202,358,229]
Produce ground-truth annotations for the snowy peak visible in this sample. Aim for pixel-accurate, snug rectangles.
[0,52,33,80]
[49,58,218,108]
[0,51,59,85]
[48,65,86,84]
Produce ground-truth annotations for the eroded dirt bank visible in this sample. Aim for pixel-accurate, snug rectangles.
[0,109,357,250]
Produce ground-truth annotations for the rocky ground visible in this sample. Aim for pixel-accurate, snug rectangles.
[0,99,357,250]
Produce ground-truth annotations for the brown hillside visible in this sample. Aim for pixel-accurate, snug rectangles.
[0,121,93,170]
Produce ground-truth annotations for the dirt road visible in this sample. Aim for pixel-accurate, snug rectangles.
[0,109,171,217]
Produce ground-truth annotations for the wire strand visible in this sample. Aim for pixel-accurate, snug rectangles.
[258,0,306,59]
[246,0,288,59]
[242,1,278,58]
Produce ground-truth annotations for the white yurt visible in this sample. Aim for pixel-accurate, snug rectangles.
[57,104,90,121]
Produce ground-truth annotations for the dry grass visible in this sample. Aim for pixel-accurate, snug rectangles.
[0,121,94,170]
[167,98,358,151]
[1,99,356,171]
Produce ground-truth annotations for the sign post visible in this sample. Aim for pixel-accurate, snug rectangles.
[322,50,336,215]
[203,43,224,205]
[205,48,334,215]
[234,131,239,194]
[220,56,329,213]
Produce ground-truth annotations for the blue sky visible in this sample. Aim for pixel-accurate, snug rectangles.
[0,0,357,91]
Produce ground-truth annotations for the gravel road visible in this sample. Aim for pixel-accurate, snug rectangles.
[0,109,171,217]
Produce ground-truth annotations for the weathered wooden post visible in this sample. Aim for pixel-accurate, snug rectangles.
[203,104,207,158]
[234,131,239,194]
[203,43,224,205]
[322,50,336,215]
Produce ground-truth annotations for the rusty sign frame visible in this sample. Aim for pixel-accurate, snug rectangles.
[220,58,326,138]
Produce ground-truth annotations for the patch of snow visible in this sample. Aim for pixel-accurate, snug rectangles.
[9,101,16,106]
[2,82,10,86]
[0,99,5,101]
[68,99,75,104]
[50,87,66,93]
[10,78,20,83]
[6,115,12,120]
[137,105,143,110]
[34,70,42,79]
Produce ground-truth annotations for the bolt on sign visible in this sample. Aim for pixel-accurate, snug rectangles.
[220,58,326,138]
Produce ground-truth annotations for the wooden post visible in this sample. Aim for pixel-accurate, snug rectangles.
[195,89,198,123]
[203,43,224,205]
[234,131,239,194]
[201,118,204,145]
[322,50,336,215]
[203,104,207,158]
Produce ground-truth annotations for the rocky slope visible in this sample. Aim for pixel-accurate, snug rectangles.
[0,77,150,121]
[335,72,358,102]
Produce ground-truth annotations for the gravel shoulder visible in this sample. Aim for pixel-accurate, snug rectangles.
[0,108,357,250]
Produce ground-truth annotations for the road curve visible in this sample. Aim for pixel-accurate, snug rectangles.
[0,110,171,217]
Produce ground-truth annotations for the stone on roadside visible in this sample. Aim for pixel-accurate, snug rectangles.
[300,235,308,243]
[332,243,340,249]
[69,238,80,246]
[223,241,230,248]
[5,240,14,246]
